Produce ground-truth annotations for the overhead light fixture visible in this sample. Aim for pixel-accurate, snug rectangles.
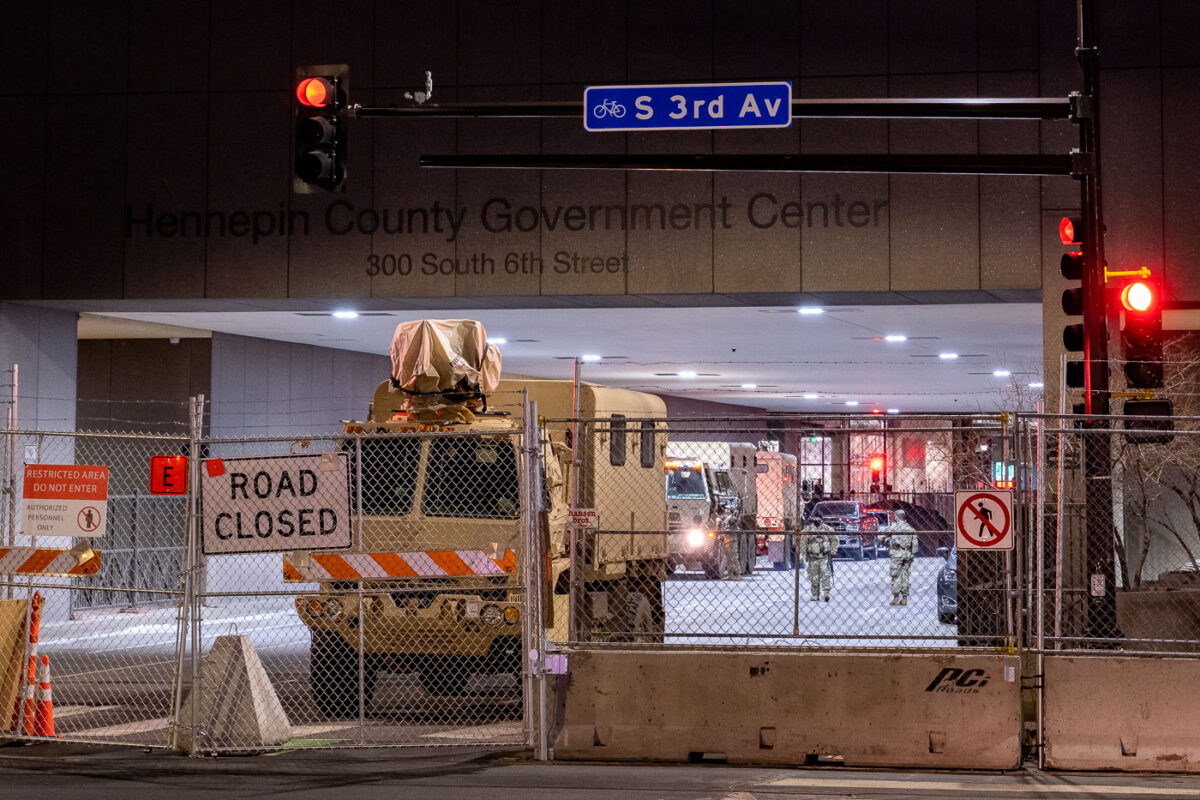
[883,334,907,343]
[845,400,859,406]
[487,337,507,345]
[887,408,900,414]
[1028,381,1044,389]
[938,352,959,360]
[993,369,1011,377]
[580,354,601,362]
[331,310,359,319]
[678,370,698,378]
[797,307,824,315]
[741,383,757,390]
[803,393,818,399]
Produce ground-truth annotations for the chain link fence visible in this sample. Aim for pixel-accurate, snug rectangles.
[1035,411,1200,656]
[8,399,1200,754]
[551,414,1020,652]
[0,429,190,748]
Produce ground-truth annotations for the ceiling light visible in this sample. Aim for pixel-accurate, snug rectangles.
[884,334,907,343]
[580,354,601,362]
[487,337,507,345]
[938,352,959,360]
[993,369,1011,377]
[1028,382,1044,389]
[803,393,818,399]
[845,400,859,406]
[740,383,757,390]
[678,370,697,378]
[887,408,900,414]
[331,310,359,319]
[797,307,824,315]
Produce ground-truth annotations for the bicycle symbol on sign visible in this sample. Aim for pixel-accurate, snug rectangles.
[592,99,626,119]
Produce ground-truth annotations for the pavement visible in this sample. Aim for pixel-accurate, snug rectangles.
[4,742,1200,799]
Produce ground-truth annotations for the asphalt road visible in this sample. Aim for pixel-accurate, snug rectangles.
[4,744,1200,800]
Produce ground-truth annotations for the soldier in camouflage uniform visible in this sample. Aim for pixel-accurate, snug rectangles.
[803,522,839,602]
[888,509,918,605]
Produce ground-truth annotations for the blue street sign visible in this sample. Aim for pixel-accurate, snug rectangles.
[584,82,792,132]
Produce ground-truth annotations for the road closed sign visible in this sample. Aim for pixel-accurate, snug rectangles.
[955,490,1014,551]
[201,454,351,555]
[22,465,109,537]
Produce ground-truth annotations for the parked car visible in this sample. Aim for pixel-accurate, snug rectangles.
[805,500,882,560]
[936,546,957,624]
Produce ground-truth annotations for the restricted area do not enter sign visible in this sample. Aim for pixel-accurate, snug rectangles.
[954,490,1013,550]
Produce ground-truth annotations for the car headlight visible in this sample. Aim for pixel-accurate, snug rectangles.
[481,604,503,626]
[687,528,706,548]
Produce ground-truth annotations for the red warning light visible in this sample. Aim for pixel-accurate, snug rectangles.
[1058,216,1081,246]
[869,456,884,472]
[296,77,333,107]
[1120,280,1155,313]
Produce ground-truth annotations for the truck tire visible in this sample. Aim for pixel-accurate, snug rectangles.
[311,631,374,718]
[742,533,756,574]
[703,540,731,580]
[417,655,473,696]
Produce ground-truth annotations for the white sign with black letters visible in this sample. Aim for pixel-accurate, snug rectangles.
[201,454,352,555]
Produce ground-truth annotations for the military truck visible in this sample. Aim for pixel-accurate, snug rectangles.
[664,442,758,578]
[285,320,669,716]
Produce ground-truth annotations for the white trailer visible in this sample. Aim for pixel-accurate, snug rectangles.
[756,451,799,570]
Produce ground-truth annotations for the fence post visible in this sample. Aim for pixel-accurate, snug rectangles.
[188,394,204,755]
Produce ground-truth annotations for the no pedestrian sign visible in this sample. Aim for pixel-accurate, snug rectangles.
[954,490,1013,550]
[22,464,109,538]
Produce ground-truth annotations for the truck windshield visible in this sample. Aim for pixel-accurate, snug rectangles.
[359,436,421,515]
[666,467,707,499]
[814,501,858,516]
[423,437,520,519]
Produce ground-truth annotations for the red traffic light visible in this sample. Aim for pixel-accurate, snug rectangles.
[296,77,334,107]
[1059,216,1080,246]
[1120,280,1155,313]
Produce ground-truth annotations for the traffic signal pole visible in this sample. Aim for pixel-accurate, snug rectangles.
[1075,0,1121,641]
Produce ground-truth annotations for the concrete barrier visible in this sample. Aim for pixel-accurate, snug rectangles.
[1045,655,1200,772]
[177,635,290,752]
[552,650,1021,769]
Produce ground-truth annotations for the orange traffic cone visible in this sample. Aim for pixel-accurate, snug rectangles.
[9,593,43,734]
[17,655,36,735]
[33,655,54,737]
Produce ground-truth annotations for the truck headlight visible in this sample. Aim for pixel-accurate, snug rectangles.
[687,528,706,548]
[481,604,503,627]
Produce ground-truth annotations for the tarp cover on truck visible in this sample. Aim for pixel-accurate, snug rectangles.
[389,319,502,399]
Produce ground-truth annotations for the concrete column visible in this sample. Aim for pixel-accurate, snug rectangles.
[0,303,78,431]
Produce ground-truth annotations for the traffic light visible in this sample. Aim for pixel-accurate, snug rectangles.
[869,455,884,493]
[1059,216,1087,391]
[1119,277,1164,388]
[294,65,349,193]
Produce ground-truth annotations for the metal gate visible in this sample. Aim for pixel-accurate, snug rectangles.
[551,412,1022,652]
[1,395,540,753]
[1027,408,1200,770]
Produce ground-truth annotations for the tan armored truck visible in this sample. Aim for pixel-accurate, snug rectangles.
[285,320,669,716]
[663,441,758,578]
